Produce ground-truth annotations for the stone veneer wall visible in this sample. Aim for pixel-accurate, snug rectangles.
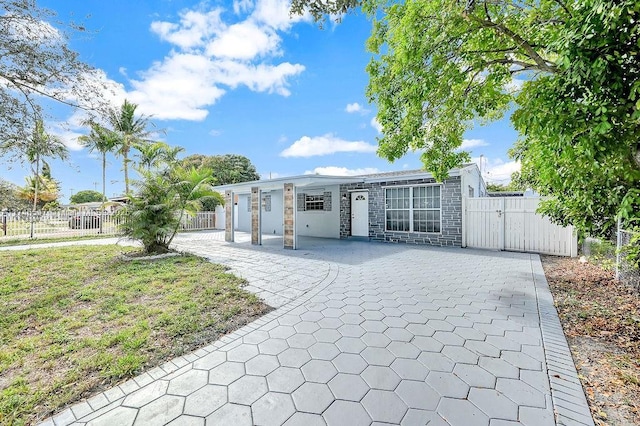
[339,176,462,247]
[283,183,295,249]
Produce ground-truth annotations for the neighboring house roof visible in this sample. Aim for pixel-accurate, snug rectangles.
[488,191,525,197]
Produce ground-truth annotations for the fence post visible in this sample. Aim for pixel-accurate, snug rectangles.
[2,213,6,236]
[616,216,622,281]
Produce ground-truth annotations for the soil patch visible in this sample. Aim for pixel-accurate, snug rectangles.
[542,256,640,425]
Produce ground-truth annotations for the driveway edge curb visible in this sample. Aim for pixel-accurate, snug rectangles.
[531,254,595,426]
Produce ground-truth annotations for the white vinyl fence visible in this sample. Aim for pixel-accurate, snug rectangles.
[1,210,217,240]
[464,197,578,257]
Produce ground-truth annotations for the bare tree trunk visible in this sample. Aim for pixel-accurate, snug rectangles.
[100,152,106,234]
[30,153,40,238]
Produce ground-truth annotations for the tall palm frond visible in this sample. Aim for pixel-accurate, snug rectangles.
[108,100,157,194]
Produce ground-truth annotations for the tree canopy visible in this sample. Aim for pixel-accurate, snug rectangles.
[291,0,640,236]
[0,0,106,159]
[0,178,29,210]
[180,154,260,185]
[70,190,106,204]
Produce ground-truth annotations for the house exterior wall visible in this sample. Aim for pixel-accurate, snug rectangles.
[296,185,340,239]
[236,194,251,232]
[261,190,283,236]
[339,176,463,247]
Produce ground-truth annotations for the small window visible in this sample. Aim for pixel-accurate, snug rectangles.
[305,194,324,211]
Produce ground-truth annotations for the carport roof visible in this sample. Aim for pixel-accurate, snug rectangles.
[213,165,474,194]
[213,174,366,193]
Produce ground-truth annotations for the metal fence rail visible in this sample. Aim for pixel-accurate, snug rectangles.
[0,210,217,240]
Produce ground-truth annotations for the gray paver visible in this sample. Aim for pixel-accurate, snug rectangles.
[292,382,333,414]
[328,373,370,401]
[228,375,268,405]
[284,412,327,426]
[183,385,227,417]
[208,361,245,385]
[39,236,592,426]
[301,359,338,383]
[252,392,296,426]
[205,403,252,426]
[324,400,371,426]
[85,406,137,426]
[438,397,490,426]
[134,395,184,425]
[122,380,168,408]
[361,365,402,390]
[361,389,409,424]
[395,380,440,410]
[168,369,208,396]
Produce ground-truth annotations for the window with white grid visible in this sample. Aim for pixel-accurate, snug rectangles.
[385,185,441,233]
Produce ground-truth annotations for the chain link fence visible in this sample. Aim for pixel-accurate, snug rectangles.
[616,222,640,291]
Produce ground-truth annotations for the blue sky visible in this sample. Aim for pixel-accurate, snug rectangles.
[1,0,520,202]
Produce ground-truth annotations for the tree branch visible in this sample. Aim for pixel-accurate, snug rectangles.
[462,9,557,73]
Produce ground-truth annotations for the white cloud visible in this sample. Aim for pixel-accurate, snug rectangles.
[473,156,521,183]
[345,102,362,113]
[304,166,380,176]
[370,117,382,133]
[84,0,308,121]
[47,120,85,151]
[205,21,281,59]
[280,134,377,157]
[150,9,224,51]
[458,138,489,150]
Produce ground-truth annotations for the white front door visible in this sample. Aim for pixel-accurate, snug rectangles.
[351,191,369,237]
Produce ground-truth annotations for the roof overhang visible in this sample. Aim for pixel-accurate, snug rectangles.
[213,175,366,194]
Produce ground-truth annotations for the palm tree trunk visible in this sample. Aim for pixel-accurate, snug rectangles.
[123,147,130,194]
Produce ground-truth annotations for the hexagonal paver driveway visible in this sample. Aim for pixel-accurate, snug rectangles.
[42,234,594,426]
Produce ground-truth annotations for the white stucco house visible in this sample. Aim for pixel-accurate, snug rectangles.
[213,165,486,249]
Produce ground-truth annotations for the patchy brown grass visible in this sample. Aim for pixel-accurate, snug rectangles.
[0,245,272,425]
[542,256,640,425]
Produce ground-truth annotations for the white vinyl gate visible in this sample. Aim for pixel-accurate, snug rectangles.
[464,197,578,257]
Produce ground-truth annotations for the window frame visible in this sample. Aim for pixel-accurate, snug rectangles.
[383,184,442,234]
[304,193,325,211]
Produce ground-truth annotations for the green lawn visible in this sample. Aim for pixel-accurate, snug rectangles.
[0,245,271,425]
[0,234,116,247]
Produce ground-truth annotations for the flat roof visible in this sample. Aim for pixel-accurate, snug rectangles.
[213,165,476,193]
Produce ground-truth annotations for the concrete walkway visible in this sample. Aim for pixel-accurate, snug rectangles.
[32,232,593,426]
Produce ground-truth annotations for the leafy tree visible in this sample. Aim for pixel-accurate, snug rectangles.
[0,0,106,159]
[70,190,106,204]
[18,175,60,207]
[180,154,260,185]
[24,120,68,212]
[79,120,119,205]
[0,178,29,210]
[291,0,639,236]
[107,100,157,194]
[510,0,640,235]
[116,166,221,254]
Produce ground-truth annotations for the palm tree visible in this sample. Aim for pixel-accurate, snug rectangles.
[25,120,68,237]
[134,141,184,172]
[78,120,118,205]
[108,100,155,194]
